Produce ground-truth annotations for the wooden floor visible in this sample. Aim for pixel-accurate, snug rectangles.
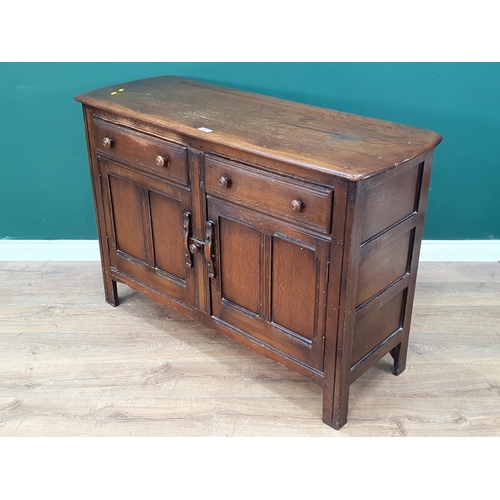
[0,261,499,436]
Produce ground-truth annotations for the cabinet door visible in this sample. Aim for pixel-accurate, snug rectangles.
[99,158,196,306]
[207,197,329,371]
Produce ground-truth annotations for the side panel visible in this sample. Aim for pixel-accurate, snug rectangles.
[360,164,420,242]
[324,153,434,429]
[349,154,434,376]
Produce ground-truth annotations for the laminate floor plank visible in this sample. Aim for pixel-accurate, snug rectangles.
[1,261,499,436]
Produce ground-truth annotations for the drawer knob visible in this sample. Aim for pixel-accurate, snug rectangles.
[290,199,304,212]
[102,137,113,148]
[189,242,199,254]
[155,155,168,167]
[218,176,231,188]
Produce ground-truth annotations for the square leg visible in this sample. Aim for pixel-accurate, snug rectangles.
[390,338,408,376]
[322,382,350,430]
[104,275,119,307]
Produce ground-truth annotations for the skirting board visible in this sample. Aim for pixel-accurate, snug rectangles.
[0,240,499,262]
[0,240,101,262]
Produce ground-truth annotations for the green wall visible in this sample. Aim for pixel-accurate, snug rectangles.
[1,63,499,240]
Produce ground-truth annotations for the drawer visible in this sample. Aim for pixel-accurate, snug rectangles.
[205,155,333,233]
[93,119,189,186]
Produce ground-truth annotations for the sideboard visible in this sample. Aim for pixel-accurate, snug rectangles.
[75,76,442,429]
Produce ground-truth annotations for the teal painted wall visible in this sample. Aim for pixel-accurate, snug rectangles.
[1,63,499,240]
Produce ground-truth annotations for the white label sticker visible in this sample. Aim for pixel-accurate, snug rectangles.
[197,127,213,133]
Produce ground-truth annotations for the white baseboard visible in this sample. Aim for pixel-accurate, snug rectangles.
[0,240,101,261]
[418,240,500,262]
[0,239,499,262]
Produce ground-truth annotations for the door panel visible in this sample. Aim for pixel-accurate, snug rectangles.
[208,196,329,370]
[108,174,146,262]
[272,235,317,341]
[99,157,195,306]
[150,190,186,282]
[219,217,261,316]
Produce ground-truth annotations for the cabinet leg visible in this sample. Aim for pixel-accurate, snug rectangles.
[104,277,119,307]
[322,384,350,430]
[390,338,408,376]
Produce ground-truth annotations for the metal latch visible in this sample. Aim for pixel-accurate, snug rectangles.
[183,211,215,278]
[189,237,204,256]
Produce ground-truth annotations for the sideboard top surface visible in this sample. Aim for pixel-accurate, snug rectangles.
[75,75,442,180]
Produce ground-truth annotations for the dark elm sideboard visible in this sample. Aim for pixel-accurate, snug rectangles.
[75,76,441,429]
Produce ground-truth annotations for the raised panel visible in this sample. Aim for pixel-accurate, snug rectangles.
[108,174,145,261]
[352,290,406,366]
[360,162,421,243]
[150,190,186,281]
[220,217,261,315]
[271,235,316,341]
[356,228,414,307]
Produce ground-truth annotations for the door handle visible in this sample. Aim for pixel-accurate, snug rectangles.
[183,211,192,268]
[205,221,215,278]
[184,214,215,277]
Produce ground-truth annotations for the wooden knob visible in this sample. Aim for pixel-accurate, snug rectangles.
[155,155,168,167]
[218,176,231,188]
[189,243,199,254]
[102,137,113,148]
[290,199,304,212]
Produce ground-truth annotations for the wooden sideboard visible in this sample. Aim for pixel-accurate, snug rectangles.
[75,76,442,429]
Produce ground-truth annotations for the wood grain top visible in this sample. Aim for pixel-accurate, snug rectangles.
[75,76,442,180]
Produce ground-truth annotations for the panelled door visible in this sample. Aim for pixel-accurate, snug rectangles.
[99,158,196,306]
[207,196,330,370]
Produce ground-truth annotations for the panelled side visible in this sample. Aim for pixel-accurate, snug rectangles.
[324,153,435,430]
[350,153,434,380]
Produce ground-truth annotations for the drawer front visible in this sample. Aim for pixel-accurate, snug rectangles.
[93,119,189,186]
[205,155,333,233]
